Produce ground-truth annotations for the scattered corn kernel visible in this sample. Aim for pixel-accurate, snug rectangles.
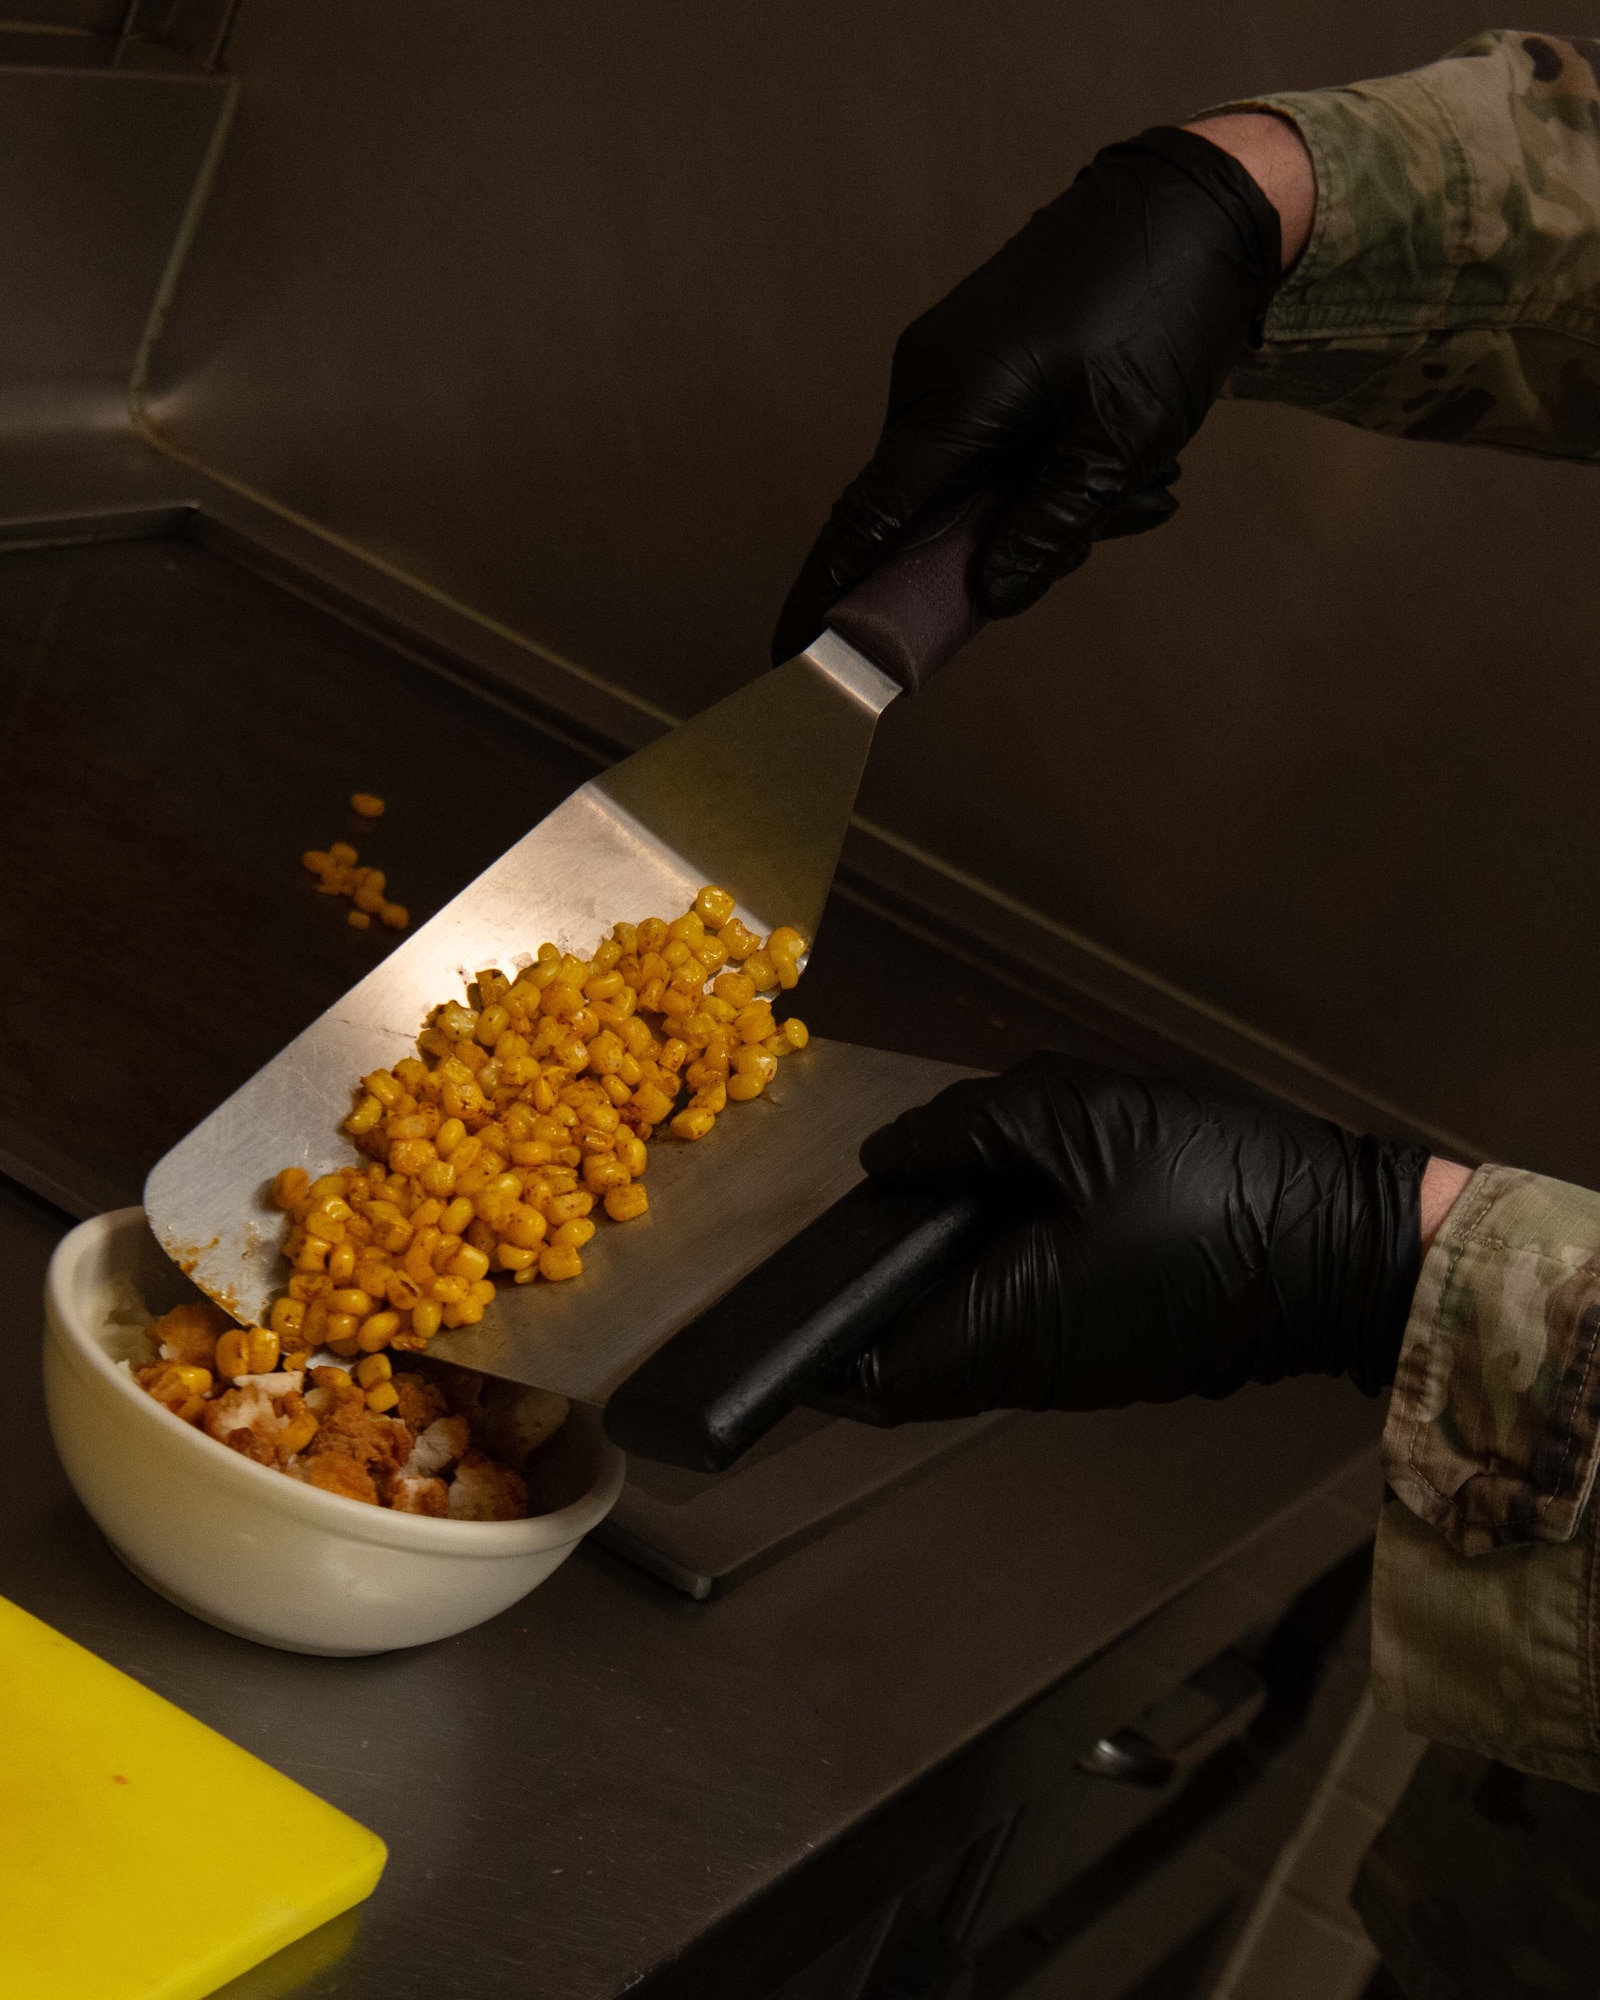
[348,909,372,930]
[351,792,385,818]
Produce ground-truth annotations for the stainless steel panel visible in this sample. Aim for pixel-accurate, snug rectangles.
[0,65,229,418]
[430,1042,977,1404]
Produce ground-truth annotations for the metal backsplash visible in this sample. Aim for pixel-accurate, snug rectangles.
[28,0,1600,1179]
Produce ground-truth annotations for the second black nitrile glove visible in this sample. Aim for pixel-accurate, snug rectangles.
[772,126,1283,664]
[815,1054,1426,1424]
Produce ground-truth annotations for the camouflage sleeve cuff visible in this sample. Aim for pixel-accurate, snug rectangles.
[1385,1163,1600,1556]
[1372,1492,1600,1789]
[1199,32,1600,456]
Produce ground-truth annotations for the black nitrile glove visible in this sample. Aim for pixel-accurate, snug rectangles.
[772,127,1282,664]
[816,1055,1426,1425]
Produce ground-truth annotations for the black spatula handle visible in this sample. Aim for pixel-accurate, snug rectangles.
[603,1175,1006,1472]
[825,493,1001,694]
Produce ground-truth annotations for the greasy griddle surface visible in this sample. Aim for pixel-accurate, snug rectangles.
[0,531,602,1213]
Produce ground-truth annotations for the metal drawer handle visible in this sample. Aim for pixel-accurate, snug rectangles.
[1077,1649,1267,1788]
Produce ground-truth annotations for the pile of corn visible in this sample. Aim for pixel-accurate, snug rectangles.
[263,885,809,1368]
[302,835,409,933]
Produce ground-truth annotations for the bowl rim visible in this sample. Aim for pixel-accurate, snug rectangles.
[47,1207,626,1559]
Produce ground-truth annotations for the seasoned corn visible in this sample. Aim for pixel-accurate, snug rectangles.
[303,831,410,934]
[256,886,808,1366]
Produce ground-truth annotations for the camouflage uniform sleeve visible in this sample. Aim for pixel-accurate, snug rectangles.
[1371,1164,1600,1789]
[1202,31,1600,457]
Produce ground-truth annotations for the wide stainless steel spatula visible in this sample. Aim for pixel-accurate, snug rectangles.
[145,499,995,1411]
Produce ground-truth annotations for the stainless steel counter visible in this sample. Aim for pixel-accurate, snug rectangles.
[2,1171,1380,1999]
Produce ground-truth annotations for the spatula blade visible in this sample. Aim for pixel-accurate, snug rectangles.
[144,634,900,1329]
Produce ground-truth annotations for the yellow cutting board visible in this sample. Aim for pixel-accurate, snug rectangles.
[0,1595,386,2000]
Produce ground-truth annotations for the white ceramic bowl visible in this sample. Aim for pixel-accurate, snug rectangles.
[44,1207,625,1655]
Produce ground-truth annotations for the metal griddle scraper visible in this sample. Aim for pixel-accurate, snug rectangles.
[146,502,998,1466]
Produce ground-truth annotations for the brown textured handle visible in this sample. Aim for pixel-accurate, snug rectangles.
[824,493,1000,693]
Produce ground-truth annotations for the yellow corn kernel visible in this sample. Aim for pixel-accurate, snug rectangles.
[671,1106,716,1141]
[244,1326,278,1373]
[428,1273,469,1305]
[774,955,800,990]
[510,1139,554,1168]
[717,920,759,961]
[328,841,358,866]
[327,1287,374,1319]
[501,1207,548,1250]
[434,1115,466,1157]
[351,792,385,818]
[744,951,778,991]
[277,1412,318,1457]
[614,1132,648,1177]
[419,1158,457,1198]
[712,971,756,1008]
[269,1296,306,1339]
[385,1269,423,1311]
[448,1244,492,1283]
[288,1272,331,1304]
[690,1081,727,1115]
[539,1243,584,1282]
[693,885,736,928]
[411,1298,443,1341]
[440,1196,474,1238]
[766,926,806,962]
[469,1278,497,1308]
[693,937,730,975]
[496,1242,538,1272]
[302,849,331,876]
[726,1072,765,1101]
[604,1183,650,1223]
[365,1382,400,1413]
[324,1312,360,1344]
[781,1017,809,1050]
[347,909,372,930]
[381,904,410,931]
[636,918,669,952]
[343,1094,385,1139]
[733,1045,779,1085]
[214,1329,250,1381]
[630,1082,676,1126]
[326,1241,356,1284]
[145,1362,214,1407]
[583,1155,631,1193]
[658,1037,689,1072]
[272,1166,309,1210]
[354,880,387,915]
[356,1310,401,1352]
[325,1334,361,1358]
[355,1352,392,1388]
[543,1190,594,1226]
[551,1217,597,1251]
[388,1137,436,1176]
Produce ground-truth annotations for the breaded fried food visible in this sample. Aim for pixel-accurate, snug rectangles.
[392,1371,449,1436]
[387,1474,449,1516]
[146,1300,232,1370]
[302,1455,379,1505]
[303,1397,413,1479]
[446,1449,528,1522]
